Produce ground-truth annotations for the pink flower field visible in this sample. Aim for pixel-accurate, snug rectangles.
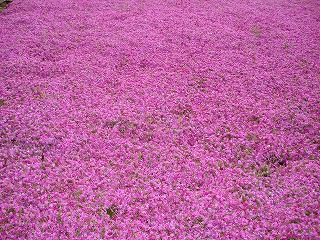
[1,0,319,239]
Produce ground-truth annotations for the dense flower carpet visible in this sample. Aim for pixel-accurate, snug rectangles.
[0,0,319,239]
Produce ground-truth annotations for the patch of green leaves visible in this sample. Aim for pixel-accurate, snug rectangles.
[256,164,273,177]
[252,26,261,37]
[106,205,118,219]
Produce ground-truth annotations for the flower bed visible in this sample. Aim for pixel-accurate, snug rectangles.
[0,0,319,239]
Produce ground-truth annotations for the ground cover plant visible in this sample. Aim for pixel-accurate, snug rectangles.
[0,0,319,239]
